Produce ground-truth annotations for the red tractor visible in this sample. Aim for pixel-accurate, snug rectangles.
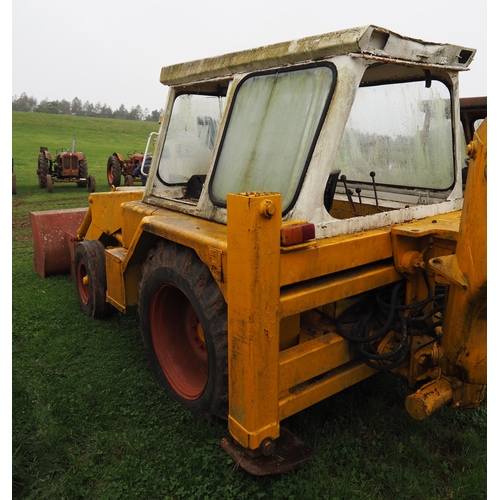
[107,150,144,187]
[37,137,96,193]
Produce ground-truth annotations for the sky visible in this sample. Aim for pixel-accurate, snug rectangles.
[11,0,488,114]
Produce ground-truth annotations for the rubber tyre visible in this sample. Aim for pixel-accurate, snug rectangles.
[46,174,53,193]
[77,158,89,187]
[74,240,110,318]
[38,154,48,188]
[139,241,228,418]
[124,174,134,187]
[88,175,96,192]
[107,155,122,186]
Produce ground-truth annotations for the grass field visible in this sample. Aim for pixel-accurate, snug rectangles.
[12,112,487,499]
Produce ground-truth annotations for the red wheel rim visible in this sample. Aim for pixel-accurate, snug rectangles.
[76,260,90,305]
[150,283,208,400]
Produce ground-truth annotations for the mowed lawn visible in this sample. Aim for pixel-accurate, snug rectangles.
[12,112,487,499]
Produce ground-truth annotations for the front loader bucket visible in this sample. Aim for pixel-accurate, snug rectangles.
[30,208,88,278]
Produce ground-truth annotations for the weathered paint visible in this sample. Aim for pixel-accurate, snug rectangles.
[226,192,282,450]
[30,208,88,277]
[160,25,474,87]
[29,24,486,471]
[432,119,487,386]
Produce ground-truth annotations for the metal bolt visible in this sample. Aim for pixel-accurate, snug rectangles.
[260,438,275,456]
[466,140,477,160]
[259,200,276,218]
[418,354,428,365]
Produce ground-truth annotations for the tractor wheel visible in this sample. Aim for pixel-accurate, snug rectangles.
[124,175,134,187]
[77,158,89,187]
[46,175,53,193]
[74,240,110,318]
[139,241,228,418]
[38,154,48,188]
[88,175,96,192]
[107,155,122,186]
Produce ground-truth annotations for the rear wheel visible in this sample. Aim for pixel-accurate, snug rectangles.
[74,240,110,318]
[107,155,122,186]
[139,241,228,418]
[38,154,48,188]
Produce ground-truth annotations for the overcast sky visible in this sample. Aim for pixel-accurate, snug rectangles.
[12,0,487,114]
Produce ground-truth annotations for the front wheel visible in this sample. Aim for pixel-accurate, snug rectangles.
[77,158,89,187]
[74,240,110,318]
[88,175,96,192]
[139,241,228,418]
[38,154,48,188]
[107,155,122,186]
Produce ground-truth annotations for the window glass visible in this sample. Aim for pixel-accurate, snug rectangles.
[210,65,335,211]
[473,118,484,131]
[157,94,225,185]
[333,80,454,190]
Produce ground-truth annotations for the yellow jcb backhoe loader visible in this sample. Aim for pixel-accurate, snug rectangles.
[30,25,486,475]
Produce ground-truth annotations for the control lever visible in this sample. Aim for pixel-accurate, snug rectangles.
[356,188,363,213]
[340,175,356,214]
[370,171,382,211]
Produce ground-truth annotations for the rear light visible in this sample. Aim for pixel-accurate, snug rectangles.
[280,222,315,246]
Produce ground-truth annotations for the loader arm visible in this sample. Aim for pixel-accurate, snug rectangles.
[406,118,487,418]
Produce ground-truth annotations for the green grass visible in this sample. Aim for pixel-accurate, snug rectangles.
[12,111,157,196]
[12,112,487,499]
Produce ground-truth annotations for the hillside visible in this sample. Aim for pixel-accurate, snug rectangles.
[12,112,159,195]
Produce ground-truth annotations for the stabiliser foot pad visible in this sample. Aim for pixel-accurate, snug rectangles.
[220,427,314,475]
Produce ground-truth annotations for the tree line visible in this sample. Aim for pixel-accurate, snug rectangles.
[12,93,162,122]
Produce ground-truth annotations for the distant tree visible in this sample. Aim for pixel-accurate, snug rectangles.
[13,93,162,122]
[100,104,114,119]
[82,101,95,117]
[12,93,38,112]
[59,99,71,115]
[35,99,60,114]
[114,104,129,120]
[128,105,143,121]
[71,97,83,116]
[145,109,162,122]
[93,102,103,117]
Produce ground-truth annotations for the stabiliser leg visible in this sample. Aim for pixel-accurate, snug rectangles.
[223,192,315,474]
[221,427,314,475]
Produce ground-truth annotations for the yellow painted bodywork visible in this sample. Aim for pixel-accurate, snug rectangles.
[404,119,487,418]
[403,120,487,418]
[226,193,282,448]
[435,119,487,385]
[76,122,486,450]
